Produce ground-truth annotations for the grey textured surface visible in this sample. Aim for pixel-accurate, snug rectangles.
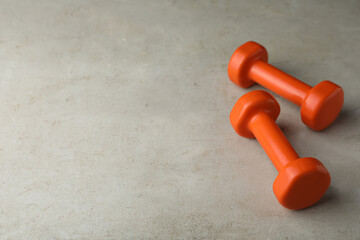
[0,0,359,239]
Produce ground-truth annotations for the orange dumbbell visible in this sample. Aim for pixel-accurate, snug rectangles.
[228,41,344,131]
[230,90,330,209]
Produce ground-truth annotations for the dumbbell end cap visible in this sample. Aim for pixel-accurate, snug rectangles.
[230,90,280,138]
[228,41,268,88]
[273,157,331,210]
[301,81,344,131]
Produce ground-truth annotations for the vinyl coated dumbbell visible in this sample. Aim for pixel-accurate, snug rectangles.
[230,90,330,209]
[228,41,344,131]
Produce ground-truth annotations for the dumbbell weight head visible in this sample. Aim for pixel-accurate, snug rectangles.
[230,90,280,138]
[301,80,344,131]
[228,41,268,88]
[273,157,330,209]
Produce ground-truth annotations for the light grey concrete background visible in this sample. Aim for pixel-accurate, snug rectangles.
[0,0,359,239]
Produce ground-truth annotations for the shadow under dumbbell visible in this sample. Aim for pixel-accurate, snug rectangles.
[321,106,356,133]
[305,186,339,209]
[281,186,339,213]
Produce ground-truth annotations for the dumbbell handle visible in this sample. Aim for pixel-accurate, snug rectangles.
[249,60,312,106]
[249,111,299,172]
